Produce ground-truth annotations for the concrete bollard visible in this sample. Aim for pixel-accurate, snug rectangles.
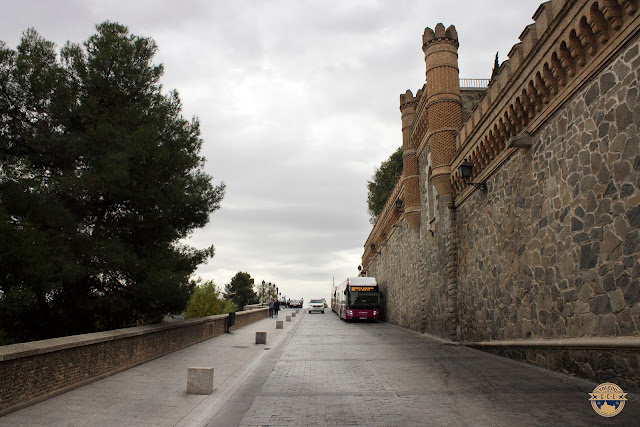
[296,309,300,314]
[292,312,296,318]
[187,367,214,394]
[286,315,291,322]
[276,321,284,329]
[255,331,267,344]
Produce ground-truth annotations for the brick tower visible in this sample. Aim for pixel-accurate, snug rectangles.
[422,24,462,200]
[399,90,420,230]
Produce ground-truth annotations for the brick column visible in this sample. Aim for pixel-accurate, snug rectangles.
[400,90,420,230]
[422,24,462,198]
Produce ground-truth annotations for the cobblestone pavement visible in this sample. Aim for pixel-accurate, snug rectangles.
[217,310,639,427]
[1,308,638,426]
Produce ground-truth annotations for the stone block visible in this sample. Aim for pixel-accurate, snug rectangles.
[255,331,267,344]
[296,309,300,314]
[187,367,214,395]
[276,321,283,329]
[286,315,291,322]
[292,312,296,318]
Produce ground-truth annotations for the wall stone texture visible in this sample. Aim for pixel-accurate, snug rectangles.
[460,89,486,123]
[367,224,424,332]
[363,2,640,389]
[476,344,639,393]
[457,33,640,343]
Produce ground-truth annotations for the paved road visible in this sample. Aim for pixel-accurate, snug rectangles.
[1,308,638,426]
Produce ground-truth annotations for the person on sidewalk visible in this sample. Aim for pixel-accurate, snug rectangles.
[274,299,280,318]
[269,299,274,317]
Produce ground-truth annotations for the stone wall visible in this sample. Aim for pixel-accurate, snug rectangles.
[0,308,268,415]
[366,146,455,338]
[460,89,486,123]
[367,223,423,331]
[469,338,640,393]
[457,33,640,343]
[418,146,455,338]
[362,0,640,388]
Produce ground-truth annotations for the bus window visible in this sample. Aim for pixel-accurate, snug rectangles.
[347,290,379,309]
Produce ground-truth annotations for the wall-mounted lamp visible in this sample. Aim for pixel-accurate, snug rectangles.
[458,159,487,192]
[395,198,404,212]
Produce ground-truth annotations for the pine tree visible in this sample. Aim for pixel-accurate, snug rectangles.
[223,272,259,309]
[366,147,403,224]
[0,23,225,343]
[491,52,500,80]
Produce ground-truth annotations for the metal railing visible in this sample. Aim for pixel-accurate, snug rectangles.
[459,78,490,89]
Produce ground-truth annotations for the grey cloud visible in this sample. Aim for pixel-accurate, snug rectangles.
[3,0,543,298]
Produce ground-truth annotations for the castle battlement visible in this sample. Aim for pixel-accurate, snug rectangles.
[362,0,640,391]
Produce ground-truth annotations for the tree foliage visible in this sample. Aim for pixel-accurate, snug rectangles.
[184,281,233,319]
[223,272,258,309]
[366,147,403,224]
[0,23,225,343]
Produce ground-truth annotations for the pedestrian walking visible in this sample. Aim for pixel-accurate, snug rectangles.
[268,299,274,317]
[274,299,280,318]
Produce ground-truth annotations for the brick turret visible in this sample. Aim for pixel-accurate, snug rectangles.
[400,90,420,230]
[422,24,462,200]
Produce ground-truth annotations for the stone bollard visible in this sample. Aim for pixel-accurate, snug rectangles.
[187,367,214,394]
[276,320,284,329]
[256,331,267,344]
[292,312,296,318]
[296,309,300,314]
[286,315,291,322]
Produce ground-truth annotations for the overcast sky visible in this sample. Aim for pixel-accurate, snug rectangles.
[2,0,543,304]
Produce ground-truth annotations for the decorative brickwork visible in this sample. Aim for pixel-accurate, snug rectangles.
[452,0,640,199]
[363,0,640,389]
[401,90,421,229]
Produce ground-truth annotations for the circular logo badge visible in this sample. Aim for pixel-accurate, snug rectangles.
[589,382,627,417]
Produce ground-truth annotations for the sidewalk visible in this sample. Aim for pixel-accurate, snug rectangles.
[0,308,302,427]
[2,308,638,426]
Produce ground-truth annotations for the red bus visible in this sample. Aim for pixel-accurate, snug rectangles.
[331,277,381,321]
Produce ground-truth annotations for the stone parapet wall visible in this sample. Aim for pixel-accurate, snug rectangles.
[0,308,268,415]
[468,337,640,393]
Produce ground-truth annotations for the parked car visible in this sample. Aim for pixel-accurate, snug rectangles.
[290,299,303,308]
[308,299,325,313]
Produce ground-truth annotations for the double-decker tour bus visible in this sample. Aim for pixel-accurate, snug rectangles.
[331,277,380,321]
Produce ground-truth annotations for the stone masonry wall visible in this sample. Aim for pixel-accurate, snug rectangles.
[0,308,268,415]
[367,224,424,331]
[418,147,454,339]
[363,1,640,387]
[460,90,486,123]
[366,145,454,337]
[456,33,640,343]
[478,345,639,393]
